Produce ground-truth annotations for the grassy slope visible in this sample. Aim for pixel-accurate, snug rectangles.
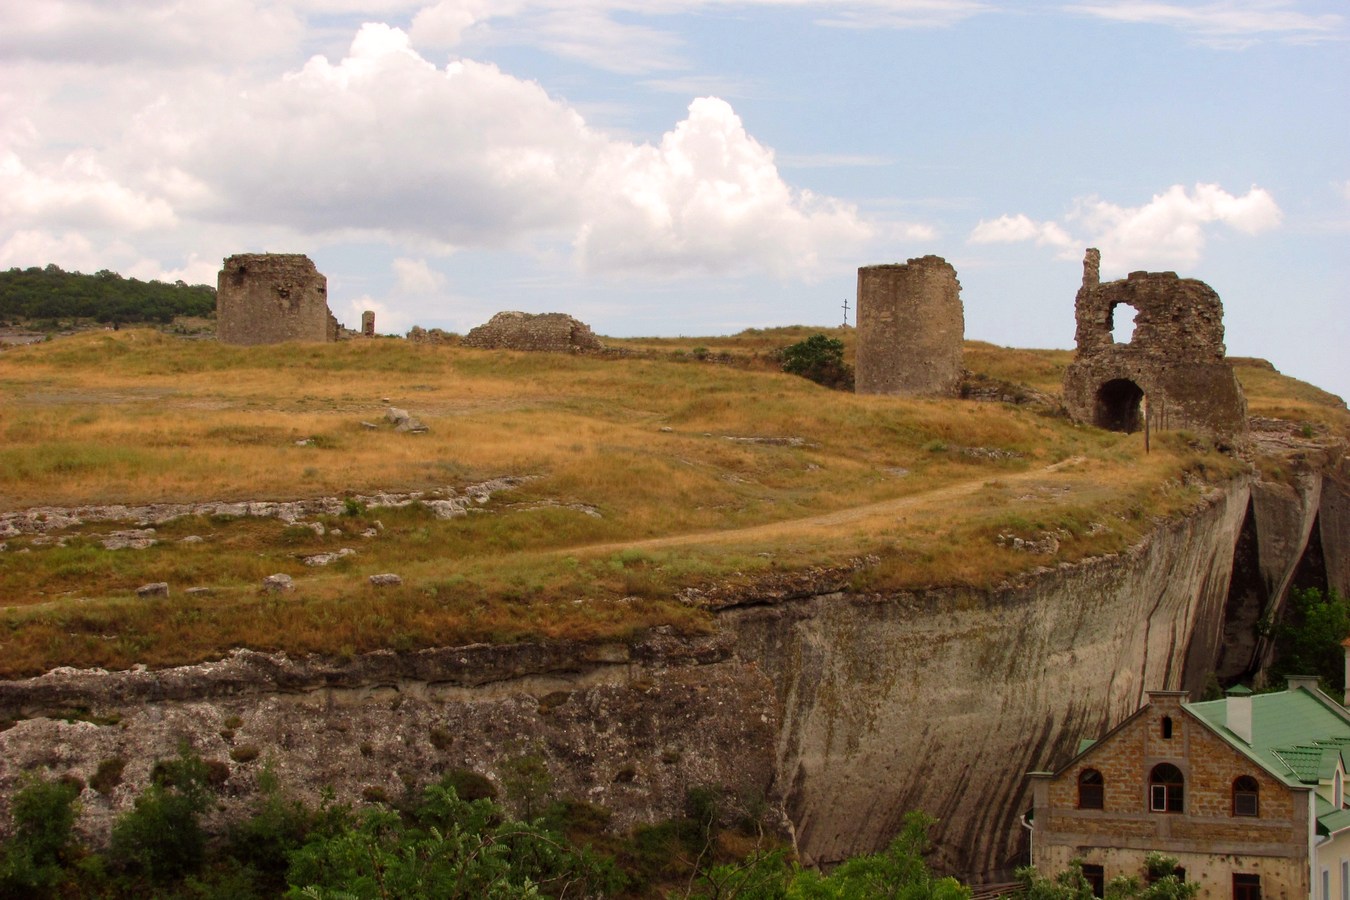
[0,329,1342,677]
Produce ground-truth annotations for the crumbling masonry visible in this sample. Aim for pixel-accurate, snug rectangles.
[462,311,602,352]
[216,254,339,346]
[1062,249,1247,438]
[855,256,964,397]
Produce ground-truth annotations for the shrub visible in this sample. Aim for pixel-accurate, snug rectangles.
[0,774,81,898]
[781,334,854,390]
[109,746,216,883]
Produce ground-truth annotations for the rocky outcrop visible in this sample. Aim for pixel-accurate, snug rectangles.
[2,461,1346,879]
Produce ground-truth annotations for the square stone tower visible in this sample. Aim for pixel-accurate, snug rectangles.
[217,253,339,345]
[855,256,964,396]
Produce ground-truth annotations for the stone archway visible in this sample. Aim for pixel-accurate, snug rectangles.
[1094,378,1145,433]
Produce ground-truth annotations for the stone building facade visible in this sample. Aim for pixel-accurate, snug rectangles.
[855,256,964,397]
[1028,686,1350,899]
[1061,249,1247,438]
[462,311,602,352]
[217,254,339,345]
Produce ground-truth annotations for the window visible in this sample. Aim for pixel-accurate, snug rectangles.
[1339,860,1347,900]
[1149,763,1184,813]
[1081,864,1105,898]
[1233,776,1260,816]
[1233,873,1261,900]
[1323,869,1331,900]
[1078,769,1104,810]
[1161,716,1173,739]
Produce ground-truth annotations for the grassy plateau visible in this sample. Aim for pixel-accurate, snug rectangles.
[0,327,1343,677]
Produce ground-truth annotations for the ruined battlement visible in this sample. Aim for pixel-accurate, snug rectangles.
[462,311,602,353]
[855,256,964,397]
[216,254,339,346]
[1063,249,1246,438]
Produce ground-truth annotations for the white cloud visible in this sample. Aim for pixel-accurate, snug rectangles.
[0,230,135,274]
[342,295,415,335]
[0,0,304,66]
[1336,180,1350,203]
[392,257,447,294]
[0,151,176,232]
[967,184,1282,270]
[575,97,873,276]
[814,0,996,29]
[1065,1,1345,47]
[144,26,869,278]
[969,213,1074,248]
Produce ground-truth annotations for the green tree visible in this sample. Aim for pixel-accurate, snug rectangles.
[781,334,854,391]
[0,775,82,899]
[1271,588,1350,692]
[108,745,217,883]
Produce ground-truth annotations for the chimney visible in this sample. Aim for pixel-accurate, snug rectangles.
[1287,675,1321,693]
[1227,685,1253,744]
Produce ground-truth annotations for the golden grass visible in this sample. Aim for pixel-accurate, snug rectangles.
[0,328,1340,676]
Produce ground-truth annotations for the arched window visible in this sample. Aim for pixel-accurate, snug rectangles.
[1078,769,1104,809]
[1161,716,1173,739]
[1233,776,1259,816]
[1149,763,1184,813]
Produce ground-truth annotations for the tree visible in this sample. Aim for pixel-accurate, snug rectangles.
[781,334,854,391]
[0,775,82,899]
[1270,588,1350,692]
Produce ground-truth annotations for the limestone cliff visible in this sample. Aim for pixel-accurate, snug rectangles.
[1,464,1346,880]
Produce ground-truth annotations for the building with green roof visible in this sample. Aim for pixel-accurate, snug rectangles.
[1027,679,1350,900]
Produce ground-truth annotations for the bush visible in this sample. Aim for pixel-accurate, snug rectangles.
[109,746,216,883]
[0,775,81,899]
[781,334,854,391]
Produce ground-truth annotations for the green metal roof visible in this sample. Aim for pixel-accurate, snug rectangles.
[1186,687,1350,788]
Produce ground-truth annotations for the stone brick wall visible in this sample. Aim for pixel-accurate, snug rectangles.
[855,256,964,397]
[216,254,339,345]
[1062,249,1247,438]
[1031,692,1309,898]
[461,311,603,352]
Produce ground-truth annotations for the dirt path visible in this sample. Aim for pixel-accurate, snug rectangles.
[573,456,1087,556]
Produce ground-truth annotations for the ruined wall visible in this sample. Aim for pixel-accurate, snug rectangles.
[1062,249,1247,438]
[361,310,375,337]
[462,311,602,352]
[855,256,964,396]
[216,254,339,346]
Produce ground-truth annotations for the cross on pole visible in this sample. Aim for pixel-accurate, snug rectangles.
[842,297,851,327]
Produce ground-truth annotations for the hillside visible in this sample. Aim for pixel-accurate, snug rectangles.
[0,265,216,327]
[0,329,1344,678]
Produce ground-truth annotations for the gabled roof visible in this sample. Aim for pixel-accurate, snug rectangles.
[1185,686,1350,788]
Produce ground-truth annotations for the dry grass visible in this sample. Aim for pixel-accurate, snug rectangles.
[0,328,1340,676]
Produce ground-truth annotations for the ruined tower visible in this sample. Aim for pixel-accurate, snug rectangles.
[1062,249,1247,438]
[216,254,339,346]
[855,256,964,397]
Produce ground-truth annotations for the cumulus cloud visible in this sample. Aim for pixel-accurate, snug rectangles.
[967,184,1281,270]
[0,151,176,232]
[150,25,869,278]
[1065,1,1345,47]
[392,257,447,294]
[575,97,872,276]
[969,213,1074,248]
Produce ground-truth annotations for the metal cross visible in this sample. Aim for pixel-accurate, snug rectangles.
[842,297,851,326]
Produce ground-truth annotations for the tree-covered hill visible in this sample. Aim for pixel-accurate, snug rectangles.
[0,264,215,325]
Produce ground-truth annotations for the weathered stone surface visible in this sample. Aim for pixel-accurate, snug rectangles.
[0,637,780,849]
[262,573,294,593]
[368,573,402,587]
[216,254,339,346]
[406,326,456,345]
[462,311,602,353]
[1062,249,1247,438]
[855,256,964,397]
[136,582,169,598]
[361,310,375,337]
[302,549,354,567]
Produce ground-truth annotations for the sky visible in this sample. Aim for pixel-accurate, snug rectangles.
[1,1,1347,400]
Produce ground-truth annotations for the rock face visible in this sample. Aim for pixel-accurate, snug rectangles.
[462,311,602,353]
[1,468,1347,879]
[1062,249,1247,439]
[216,254,340,346]
[856,256,964,397]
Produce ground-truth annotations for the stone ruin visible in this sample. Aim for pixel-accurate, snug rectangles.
[1062,248,1247,438]
[361,310,375,337]
[216,254,339,345]
[855,255,964,397]
[462,311,603,353]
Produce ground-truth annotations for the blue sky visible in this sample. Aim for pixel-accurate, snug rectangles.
[1,1,1346,399]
